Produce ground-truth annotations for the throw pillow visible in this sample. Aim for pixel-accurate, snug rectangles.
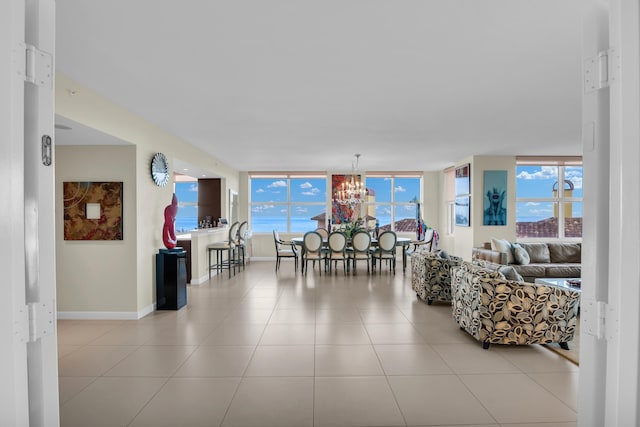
[521,243,551,263]
[498,265,524,282]
[490,238,515,264]
[437,250,451,260]
[511,243,530,265]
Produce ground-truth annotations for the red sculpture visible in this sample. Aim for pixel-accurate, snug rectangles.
[162,193,179,249]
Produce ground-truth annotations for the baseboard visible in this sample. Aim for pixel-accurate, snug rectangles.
[190,273,211,285]
[58,303,156,320]
[137,303,155,319]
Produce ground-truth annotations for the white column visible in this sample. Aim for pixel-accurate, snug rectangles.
[605,0,640,425]
[24,0,59,425]
[579,2,611,426]
[0,0,30,425]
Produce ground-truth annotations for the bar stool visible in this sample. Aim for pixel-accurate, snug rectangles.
[236,220,248,270]
[207,222,240,278]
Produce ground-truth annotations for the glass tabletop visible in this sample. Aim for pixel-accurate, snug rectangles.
[534,278,581,291]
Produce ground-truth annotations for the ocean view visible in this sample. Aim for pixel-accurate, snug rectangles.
[174,216,395,233]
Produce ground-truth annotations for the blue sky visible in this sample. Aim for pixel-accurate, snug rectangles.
[251,177,326,219]
[174,168,580,226]
[250,177,421,220]
[516,166,583,220]
[174,182,199,218]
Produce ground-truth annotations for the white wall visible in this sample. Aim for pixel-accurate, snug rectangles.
[422,171,441,233]
[472,156,517,247]
[438,155,517,260]
[451,156,475,259]
[56,146,138,315]
[55,73,239,318]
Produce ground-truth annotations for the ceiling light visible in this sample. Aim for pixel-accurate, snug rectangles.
[334,154,366,206]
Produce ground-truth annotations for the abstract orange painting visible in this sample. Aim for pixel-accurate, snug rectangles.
[63,181,123,240]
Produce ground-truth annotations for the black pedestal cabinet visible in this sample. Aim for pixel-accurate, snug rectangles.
[156,248,187,310]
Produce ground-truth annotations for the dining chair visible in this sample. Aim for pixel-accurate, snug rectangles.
[314,227,329,239]
[273,230,298,272]
[407,228,434,256]
[327,231,348,275]
[302,231,326,275]
[349,230,372,274]
[373,230,397,274]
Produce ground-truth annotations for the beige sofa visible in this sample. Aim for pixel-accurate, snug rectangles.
[472,242,581,282]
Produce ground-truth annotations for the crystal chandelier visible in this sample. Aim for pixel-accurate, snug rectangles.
[334,154,367,206]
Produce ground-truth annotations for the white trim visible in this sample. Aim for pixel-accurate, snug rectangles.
[58,304,156,320]
[137,303,155,319]
[190,273,216,285]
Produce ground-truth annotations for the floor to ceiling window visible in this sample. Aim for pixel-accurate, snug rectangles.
[515,157,583,239]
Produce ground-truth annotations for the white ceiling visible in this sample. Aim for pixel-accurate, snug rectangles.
[55,115,131,146]
[54,0,584,173]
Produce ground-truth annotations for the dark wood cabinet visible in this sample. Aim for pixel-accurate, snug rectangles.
[156,249,187,310]
[198,178,222,225]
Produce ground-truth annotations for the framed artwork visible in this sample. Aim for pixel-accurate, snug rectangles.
[455,196,470,227]
[331,174,362,224]
[483,170,508,226]
[454,164,471,227]
[63,181,123,240]
[455,163,470,196]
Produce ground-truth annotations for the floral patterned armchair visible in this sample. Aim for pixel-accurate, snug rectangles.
[451,263,580,349]
[411,251,465,305]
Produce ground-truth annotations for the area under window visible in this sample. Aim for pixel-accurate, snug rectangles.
[515,158,583,239]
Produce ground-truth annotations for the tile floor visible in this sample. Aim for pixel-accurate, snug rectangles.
[58,261,579,427]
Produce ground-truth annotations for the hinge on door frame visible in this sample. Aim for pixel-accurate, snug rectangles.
[14,301,55,343]
[582,299,618,340]
[584,48,619,93]
[17,42,53,88]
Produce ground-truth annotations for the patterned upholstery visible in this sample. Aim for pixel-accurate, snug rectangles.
[451,263,580,349]
[411,251,464,304]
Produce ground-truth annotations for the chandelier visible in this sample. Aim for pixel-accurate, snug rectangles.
[334,154,367,206]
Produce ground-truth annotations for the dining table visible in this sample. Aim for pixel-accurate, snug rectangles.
[290,235,412,273]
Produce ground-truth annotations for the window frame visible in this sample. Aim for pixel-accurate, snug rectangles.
[515,158,583,241]
[364,173,423,234]
[249,172,424,234]
[444,167,455,236]
[249,173,328,233]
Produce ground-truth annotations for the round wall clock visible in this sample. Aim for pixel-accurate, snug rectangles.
[150,152,170,187]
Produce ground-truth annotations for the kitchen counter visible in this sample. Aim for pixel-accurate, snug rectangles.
[177,226,229,284]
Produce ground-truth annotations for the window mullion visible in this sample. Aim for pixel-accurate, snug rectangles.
[558,166,565,239]
[391,177,395,231]
[287,177,291,233]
